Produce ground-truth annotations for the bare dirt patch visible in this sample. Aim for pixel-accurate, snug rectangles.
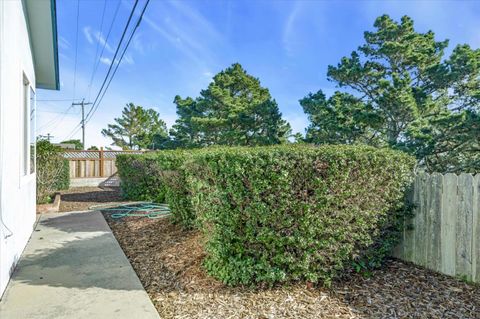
[59,187,124,212]
[103,213,480,319]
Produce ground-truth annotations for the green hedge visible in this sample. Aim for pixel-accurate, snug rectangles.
[36,140,70,204]
[185,145,415,286]
[116,154,168,203]
[55,159,70,191]
[117,150,195,227]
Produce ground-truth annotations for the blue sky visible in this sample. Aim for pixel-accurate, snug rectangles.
[37,0,480,148]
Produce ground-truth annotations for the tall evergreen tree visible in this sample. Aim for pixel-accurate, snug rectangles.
[102,103,168,150]
[170,63,291,147]
[301,15,480,173]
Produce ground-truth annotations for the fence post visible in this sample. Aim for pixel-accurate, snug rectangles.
[99,147,104,177]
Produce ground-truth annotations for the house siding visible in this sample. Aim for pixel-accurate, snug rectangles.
[0,0,37,297]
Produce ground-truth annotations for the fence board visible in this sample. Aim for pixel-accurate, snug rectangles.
[473,174,480,282]
[414,174,428,266]
[396,172,480,283]
[427,173,442,270]
[456,174,474,280]
[441,173,457,276]
[402,176,418,262]
[63,149,143,179]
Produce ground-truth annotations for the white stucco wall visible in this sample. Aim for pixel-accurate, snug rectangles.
[0,0,37,297]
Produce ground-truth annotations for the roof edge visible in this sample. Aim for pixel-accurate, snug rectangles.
[50,0,60,90]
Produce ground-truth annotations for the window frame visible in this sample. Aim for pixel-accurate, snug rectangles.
[20,73,36,180]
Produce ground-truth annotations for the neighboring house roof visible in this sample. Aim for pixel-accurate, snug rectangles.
[23,0,59,90]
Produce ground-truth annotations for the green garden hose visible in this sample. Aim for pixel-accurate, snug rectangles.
[89,202,171,219]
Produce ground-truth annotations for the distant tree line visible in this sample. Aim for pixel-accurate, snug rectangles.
[102,15,479,173]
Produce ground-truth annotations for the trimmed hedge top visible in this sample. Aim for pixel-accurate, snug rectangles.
[185,145,415,285]
[117,145,415,286]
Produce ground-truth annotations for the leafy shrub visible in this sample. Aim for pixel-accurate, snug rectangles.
[116,154,168,203]
[117,150,196,227]
[185,145,415,286]
[55,158,70,191]
[36,140,70,204]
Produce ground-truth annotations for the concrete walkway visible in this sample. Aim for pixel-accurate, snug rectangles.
[0,211,159,319]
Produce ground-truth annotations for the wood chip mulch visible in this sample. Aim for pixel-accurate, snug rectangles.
[102,213,480,319]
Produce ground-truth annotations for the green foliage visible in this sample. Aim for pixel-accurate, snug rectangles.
[36,140,70,204]
[60,139,84,150]
[300,91,382,145]
[102,103,169,150]
[185,145,415,286]
[55,158,70,191]
[117,150,196,227]
[303,15,480,173]
[116,154,169,203]
[170,63,291,148]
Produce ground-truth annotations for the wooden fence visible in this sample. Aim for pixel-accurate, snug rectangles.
[393,173,480,282]
[63,149,144,179]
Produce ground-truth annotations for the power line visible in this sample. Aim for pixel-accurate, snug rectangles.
[72,99,93,148]
[39,133,54,142]
[63,123,82,141]
[65,0,126,139]
[87,0,109,100]
[72,0,80,100]
[37,98,82,102]
[85,0,140,122]
[38,110,75,114]
[37,105,74,131]
[85,0,151,125]
[87,0,121,100]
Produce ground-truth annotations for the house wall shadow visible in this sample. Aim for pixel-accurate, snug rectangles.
[12,212,144,291]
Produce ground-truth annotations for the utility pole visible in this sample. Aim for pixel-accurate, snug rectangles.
[39,133,54,141]
[72,99,92,149]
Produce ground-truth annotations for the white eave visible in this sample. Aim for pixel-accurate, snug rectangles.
[23,0,60,90]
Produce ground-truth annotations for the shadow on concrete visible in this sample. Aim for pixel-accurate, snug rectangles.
[40,211,107,233]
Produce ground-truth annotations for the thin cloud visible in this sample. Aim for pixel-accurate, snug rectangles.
[143,0,225,70]
[83,26,94,44]
[100,55,134,66]
[94,31,115,54]
[58,36,70,49]
[132,33,145,54]
[83,26,114,54]
[100,57,112,65]
[123,54,135,65]
[282,2,302,57]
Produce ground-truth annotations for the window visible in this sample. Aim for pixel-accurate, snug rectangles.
[29,87,36,174]
[22,76,35,176]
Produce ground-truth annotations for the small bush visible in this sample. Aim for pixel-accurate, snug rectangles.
[117,150,196,228]
[185,145,415,286]
[36,140,70,204]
